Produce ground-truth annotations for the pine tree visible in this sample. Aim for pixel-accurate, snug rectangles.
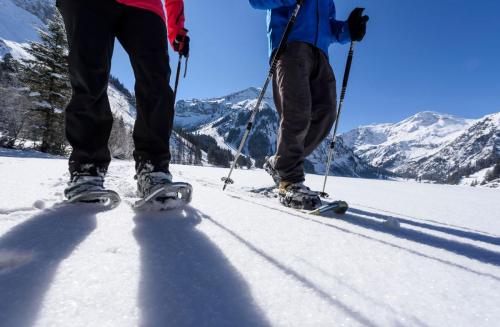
[194,147,202,165]
[0,54,19,83]
[19,12,71,155]
[485,162,500,182]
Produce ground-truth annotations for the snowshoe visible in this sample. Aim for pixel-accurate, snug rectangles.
[278,182,322,211]
[64,173,120,208]
[249,185,278,197]
[66,189,121,208]
[133,171,192,210]
[307,200,349,215]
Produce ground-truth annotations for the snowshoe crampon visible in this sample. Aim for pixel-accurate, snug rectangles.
[278,182,324,211]
[280,193,322,211]
[307,200,349,215]
[133,182,193,211]
[65,190,121,208]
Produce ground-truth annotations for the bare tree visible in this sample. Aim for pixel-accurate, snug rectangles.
[0,86,31,148]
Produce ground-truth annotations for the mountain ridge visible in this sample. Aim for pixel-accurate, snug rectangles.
[175,89,388,178]
[176,88,499,186]
[1,0,497,185]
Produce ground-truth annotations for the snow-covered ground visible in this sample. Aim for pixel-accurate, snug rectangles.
[1,150,499,327]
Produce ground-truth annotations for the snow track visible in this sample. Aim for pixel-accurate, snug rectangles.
[1,152,500,326]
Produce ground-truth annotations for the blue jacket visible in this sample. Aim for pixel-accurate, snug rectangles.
[249,0,351,57]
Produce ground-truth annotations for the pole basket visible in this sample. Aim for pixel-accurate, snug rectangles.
[221,177,234,191]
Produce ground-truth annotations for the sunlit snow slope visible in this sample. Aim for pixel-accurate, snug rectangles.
[0,149,499,327]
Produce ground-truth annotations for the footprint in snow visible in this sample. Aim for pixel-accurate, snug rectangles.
[33,200,46,210]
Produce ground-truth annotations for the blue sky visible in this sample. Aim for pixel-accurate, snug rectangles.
[111,0,500,131]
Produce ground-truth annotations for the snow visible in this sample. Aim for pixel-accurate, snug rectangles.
[174,87,275,130]
[107,85,137,127]
[342,112,475,170]
[0,38,31,60]
[0,0,51,60]
[0,0,44,43]
[198,122,239,154]
[341,111,500,184]
[1,151,500,326]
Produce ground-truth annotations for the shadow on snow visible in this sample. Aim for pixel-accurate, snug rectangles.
[0,205,99,327]
[337,208,500,268]
[133,206,271,327]
[0,147,63,159]
[349,208,500,247]
[200,213,379,327]
[226,195,500,282]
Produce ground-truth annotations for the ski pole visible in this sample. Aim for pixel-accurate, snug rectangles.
[222,0,305,191]
[173,54,182,102]
[319,41,355,198]
[183,55,189,78]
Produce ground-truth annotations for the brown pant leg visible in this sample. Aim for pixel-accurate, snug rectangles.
[272,42,314,183]
[304,50,337,157]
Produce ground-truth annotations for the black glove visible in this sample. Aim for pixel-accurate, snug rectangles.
[173,28,190,57]
[348,8,369,42]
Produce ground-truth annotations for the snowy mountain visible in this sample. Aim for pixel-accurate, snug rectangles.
[407,112,500,182]
[0,0,45,43]
[342,111,500,184]
[342,112,474,173]
[176,92,499,185]
[0,0,55,60]
[0,0,133,142]
[175,88,277,162]
[9,0,55,23]
[1,150,500,326]
[107,84,137,127]
[0,0,203,164]
[175,88,384,178]
[1,0,496,183]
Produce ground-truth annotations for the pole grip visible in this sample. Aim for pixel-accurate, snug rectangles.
[341,43,354,97]
[183,55,189,78]
[173,55,182,102]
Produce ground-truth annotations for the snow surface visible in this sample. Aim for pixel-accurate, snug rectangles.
[1,150,500,326]
[0,39,31,60]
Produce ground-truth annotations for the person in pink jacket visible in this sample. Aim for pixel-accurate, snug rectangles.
[57,0,190,201]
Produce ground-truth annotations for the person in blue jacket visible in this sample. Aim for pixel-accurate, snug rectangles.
[250,0,368,210]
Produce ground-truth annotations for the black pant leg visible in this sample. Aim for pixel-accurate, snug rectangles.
[115,6,174,173]
[58,0,118,174]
